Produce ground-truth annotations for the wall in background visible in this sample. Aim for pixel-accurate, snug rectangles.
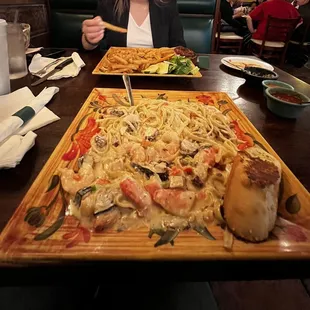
[0,0,49,47]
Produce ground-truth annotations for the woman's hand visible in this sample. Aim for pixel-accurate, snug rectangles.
[233,10,244,19]
[82,16,105,49]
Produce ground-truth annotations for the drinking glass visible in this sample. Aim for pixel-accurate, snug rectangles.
[7,23,28,79]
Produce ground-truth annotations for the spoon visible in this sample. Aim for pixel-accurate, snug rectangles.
[122,75,134,106]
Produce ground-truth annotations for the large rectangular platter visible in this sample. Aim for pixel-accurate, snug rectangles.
[0,88,310,263]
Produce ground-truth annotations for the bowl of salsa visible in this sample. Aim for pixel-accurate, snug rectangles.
[265,87,310,118]
[262,80,294,96]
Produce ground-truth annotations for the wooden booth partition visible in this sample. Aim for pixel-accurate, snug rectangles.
[0,0,49,47]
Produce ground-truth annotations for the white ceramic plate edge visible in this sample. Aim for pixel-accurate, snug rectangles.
[221,57,274,71]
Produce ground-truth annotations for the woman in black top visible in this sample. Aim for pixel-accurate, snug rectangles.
[220,0,247,36]
[82,0,185,50]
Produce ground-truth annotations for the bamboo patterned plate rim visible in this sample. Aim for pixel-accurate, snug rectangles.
[0,88,310,263]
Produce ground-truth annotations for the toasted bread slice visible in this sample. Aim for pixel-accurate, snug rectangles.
[224,146,281,242]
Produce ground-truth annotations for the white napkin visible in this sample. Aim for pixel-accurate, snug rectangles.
[29,52,85,80]
[0,132,37,168]
[26,47,43,55]
[0,87,59,169]
[0,87,60,137]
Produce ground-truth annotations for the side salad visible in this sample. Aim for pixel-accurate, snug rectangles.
[142,55,200,75]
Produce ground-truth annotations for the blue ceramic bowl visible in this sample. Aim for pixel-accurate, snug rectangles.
[262,80,294,97]
[265,87,310,119]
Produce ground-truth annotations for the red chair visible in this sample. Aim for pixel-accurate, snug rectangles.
[250,16,301,66]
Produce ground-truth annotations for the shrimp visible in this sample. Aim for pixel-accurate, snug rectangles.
[131,145,146,162]
[154,132,180,161]
[122,143,146,163]
[194,147,218,167]
[146,146,159,162]
[161,131,180,154]
[153,189,196,217]
[104,158,124,171]
[120,178,152,216]
[60,155,95,195]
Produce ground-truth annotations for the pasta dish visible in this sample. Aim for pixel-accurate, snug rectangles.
[60,97,242,246]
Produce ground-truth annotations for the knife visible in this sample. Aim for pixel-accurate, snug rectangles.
[31,58,74,86]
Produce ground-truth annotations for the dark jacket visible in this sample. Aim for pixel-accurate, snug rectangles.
[293,3,310,42]
[95,0,186,48]
[220,0,247,36]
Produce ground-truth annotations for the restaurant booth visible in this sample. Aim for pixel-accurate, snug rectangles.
[50,0,218,53]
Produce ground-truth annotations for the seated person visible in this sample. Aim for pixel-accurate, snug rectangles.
[82,0,186,50]
[233,2,246,15]
[256,0,266,6]
[292,0,310,42]
[220,0,248,36]
[246,0,300,41]
[248,1,257,12]
[239,2,257,15]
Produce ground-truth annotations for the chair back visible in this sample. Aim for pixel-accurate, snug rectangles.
[215,12,221,52]
[261,16,300,45]
[178,0,217,53]
[255,16,300,64]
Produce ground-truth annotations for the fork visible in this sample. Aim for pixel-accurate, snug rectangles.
[34,58,63,76]
[122,75,134,106]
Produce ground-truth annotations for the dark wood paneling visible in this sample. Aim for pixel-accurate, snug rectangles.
[0,0,45,4]
[0,1,49,47]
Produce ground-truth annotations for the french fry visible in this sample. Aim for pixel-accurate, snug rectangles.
[99,47,177,74]
[102,21,127,33]
[132,59,151,65]
[113,55,128,65]
[111,64,139,70]
[111,68,132,73]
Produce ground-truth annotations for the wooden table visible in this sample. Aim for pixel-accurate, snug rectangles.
[2,50,310,232]
[1,50,310,279]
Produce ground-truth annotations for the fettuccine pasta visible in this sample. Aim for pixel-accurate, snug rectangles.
[60,98,241,245]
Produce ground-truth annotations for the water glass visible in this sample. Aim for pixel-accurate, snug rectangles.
[7,23,28,79]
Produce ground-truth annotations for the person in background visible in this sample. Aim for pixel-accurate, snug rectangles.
[220,0,247,35]
[288,0,310,67]
[81,0,185,50]
[249,1,257,12]
[292,0,310,42]
[233,0,246,15]
[256,0,265,5]
[246,0,300,41]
